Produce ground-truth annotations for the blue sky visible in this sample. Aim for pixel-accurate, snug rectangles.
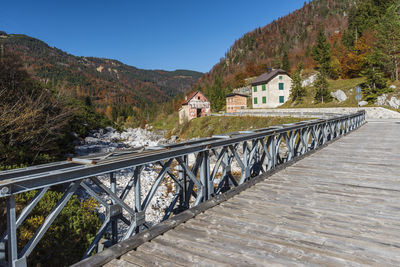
[1,0,305,72]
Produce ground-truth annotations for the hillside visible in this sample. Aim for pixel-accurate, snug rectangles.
[198,0,354,89]
[196,0,399,112]
[0,32,203,110]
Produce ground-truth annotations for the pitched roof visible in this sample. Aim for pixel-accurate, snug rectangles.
[225,93,248,98]
[182,91,208,105]
[251,69,288,86]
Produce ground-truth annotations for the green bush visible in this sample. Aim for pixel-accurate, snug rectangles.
[14,190,101,266]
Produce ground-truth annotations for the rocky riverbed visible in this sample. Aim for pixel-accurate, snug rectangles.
[75,127,174,238]
[75,126,244,239]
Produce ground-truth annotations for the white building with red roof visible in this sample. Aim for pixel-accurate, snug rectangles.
[178,91,210,124]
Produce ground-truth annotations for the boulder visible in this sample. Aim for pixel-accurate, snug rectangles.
[388,96,400,109]
[376,94,388,106]
[390,85,397,89]
[358,100,368,107]
[330,90,347,102]
[170,135,178,143]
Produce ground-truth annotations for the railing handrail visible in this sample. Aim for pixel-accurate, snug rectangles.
[0,111,364,197]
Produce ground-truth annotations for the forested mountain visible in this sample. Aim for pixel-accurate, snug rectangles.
[0,32,202,110]
[197,0,400,108]
[199,0,353,88]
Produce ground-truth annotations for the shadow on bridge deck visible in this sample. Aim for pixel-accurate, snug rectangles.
[78,120,400,266]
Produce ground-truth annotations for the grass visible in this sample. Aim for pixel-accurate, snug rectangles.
[279,77,365,108]
[179,116,308,139]
[151,113,180,137]
[150,112,309,140]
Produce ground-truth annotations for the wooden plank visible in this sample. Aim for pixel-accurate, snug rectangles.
[138,241,217,266]
[147,237,237,266]
[199,207,400,260]
[103,259,140,267]
[181,218,380,266]
[215,203,400,242]
[234,189,400,220]
[158,228,306,266]
[121,251,176,267]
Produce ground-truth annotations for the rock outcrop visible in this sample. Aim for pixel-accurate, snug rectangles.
[376,94,400,109]
[302,74,317,87]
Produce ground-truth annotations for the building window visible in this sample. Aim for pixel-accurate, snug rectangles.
[262,84,266,91]
[279,76,283,80]
[254,97,258,104]
[262,96,266,104]
[279,96,284,103]
[253,86,257,92]
[279,83,284,90]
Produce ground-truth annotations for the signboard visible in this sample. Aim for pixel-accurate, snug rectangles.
[355,86,362,104]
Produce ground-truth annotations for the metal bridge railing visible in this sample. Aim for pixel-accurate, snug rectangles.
[0,111,366,267]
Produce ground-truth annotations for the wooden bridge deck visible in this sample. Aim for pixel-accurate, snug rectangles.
[104,120,400,266]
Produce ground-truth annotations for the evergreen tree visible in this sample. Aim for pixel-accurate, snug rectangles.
[345,0,397,47]
[282,51,290,72]
[314,71,331,103]
[362,51,389,103]
[209,76,225,111]
[290,64,306,103]
[377,3,400,81]
[272,55,281,69]
[312,28,332,76]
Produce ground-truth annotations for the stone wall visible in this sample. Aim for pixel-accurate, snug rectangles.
[232,107,400,120]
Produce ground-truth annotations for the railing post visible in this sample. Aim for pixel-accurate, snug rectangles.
[110,172,118,244]
[178,155,191,209]
[271,134,277,168]
[133,166,143,235]
[241,141,249,182]
[7,195,24,267]
[200,151,211,201]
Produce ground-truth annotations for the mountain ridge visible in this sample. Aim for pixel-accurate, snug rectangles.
[0,32,203,110]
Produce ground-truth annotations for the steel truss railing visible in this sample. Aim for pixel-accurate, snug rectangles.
[0,111,366,267]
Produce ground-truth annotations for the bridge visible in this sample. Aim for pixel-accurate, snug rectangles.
[2,111,399,266]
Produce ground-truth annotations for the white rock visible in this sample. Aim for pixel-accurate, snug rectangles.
[388,96,400,109]
[376,94,388,106]
[390,85,397,89]
[375,94,400,109]
[330,90,347,102]
[302,74,317,87]
[358,101,368,107]
[84,136,98,143]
